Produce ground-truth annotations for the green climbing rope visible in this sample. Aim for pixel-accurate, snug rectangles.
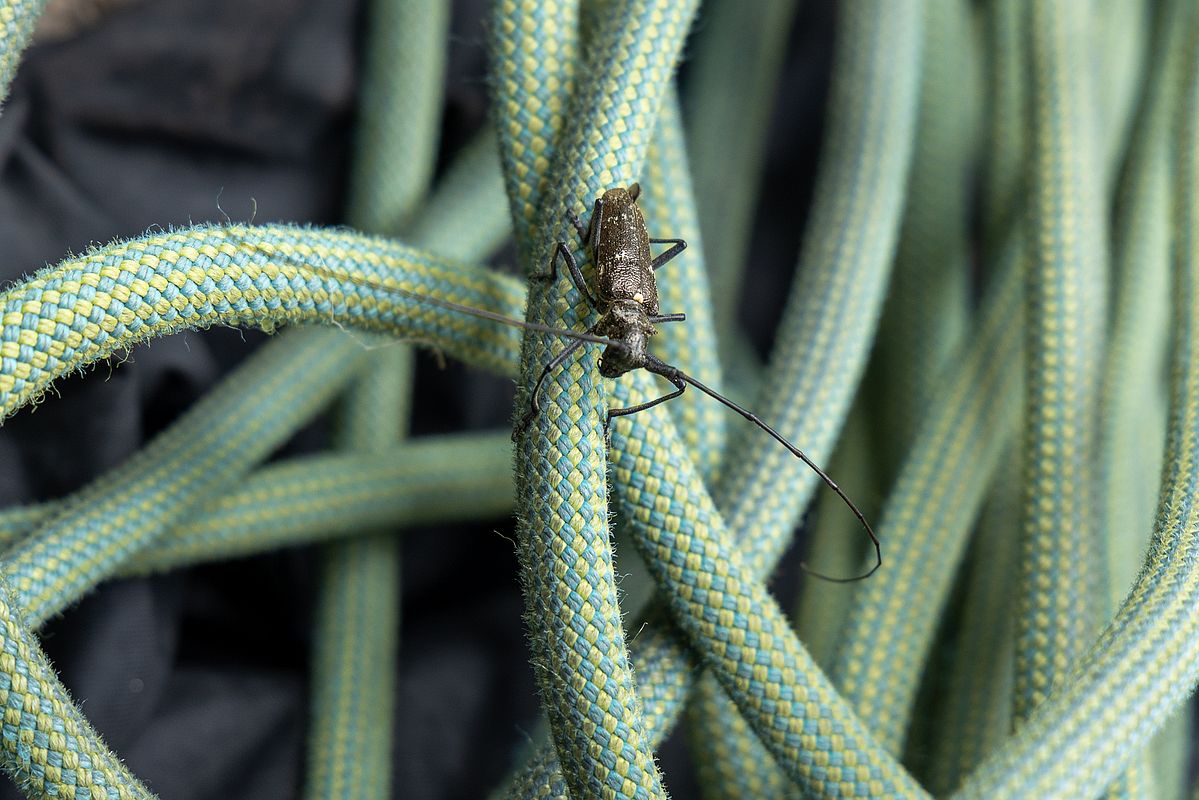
[0,1,1196,798]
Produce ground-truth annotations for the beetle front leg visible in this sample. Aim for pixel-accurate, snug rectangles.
[649,313,686,324]
[606,373,686,421]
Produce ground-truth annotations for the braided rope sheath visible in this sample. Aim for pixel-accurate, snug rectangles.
[790,0,981,730]
[0,223,532,796]
[1097,0,1181,651]
[343,0,446,235]
[0,584,153,799]
[502,62,928,794]
[0,114,508,631]
[715,0,920,581]
[792,401,875,674]
[503,0,922,795]
[1091,3,1159,798]
[669,1,923,789]
[604,378,928,798]
[681,8,802,787]
[952,9,1199,796]
[306,366,404,800]
[129,432,513,573]
[0,2,1195,798]
[0,219,520,613]
[637,94,725,482]
[828,0,1137,765]
[0,0,42,101]
[924,450,1020,795]
[831,205,1023,751]
[1013,0,1108,724]
[0,224,528,416]
[869,0,978,480]
[918,1,1027,783]
[495,96,715,800]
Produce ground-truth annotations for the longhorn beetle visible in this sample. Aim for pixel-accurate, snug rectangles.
[307,183,880,582]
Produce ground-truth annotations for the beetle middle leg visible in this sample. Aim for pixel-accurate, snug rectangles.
[649,238,687,271]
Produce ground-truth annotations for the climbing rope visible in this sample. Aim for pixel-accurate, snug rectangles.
[0,1,1195,799]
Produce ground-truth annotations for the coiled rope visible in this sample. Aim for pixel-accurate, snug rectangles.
[0,1,1194,799]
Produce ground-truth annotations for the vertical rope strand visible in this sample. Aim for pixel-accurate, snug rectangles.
[1013,0,1109,725]
[684,0,797,351]
[306,0,449,794]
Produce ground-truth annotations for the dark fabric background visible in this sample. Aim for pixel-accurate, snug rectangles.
[0,1,831,797]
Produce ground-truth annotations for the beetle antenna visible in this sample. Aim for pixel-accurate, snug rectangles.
[302,263,620,348]
[676,370,881,583]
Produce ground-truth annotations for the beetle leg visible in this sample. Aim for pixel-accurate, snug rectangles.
[513,337,589,440]
[649,313,686,324]
[568,210,589,242]
[606,371,686,420]
[592,198,605,242]
[558,242,602,311]
[533,243,602,310]
[649,238,687,271]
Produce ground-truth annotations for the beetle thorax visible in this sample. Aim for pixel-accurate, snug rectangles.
[596,301,655,378]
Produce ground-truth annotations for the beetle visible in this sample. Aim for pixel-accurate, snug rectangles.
[517,183,692,432]
[303,183,881,582]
